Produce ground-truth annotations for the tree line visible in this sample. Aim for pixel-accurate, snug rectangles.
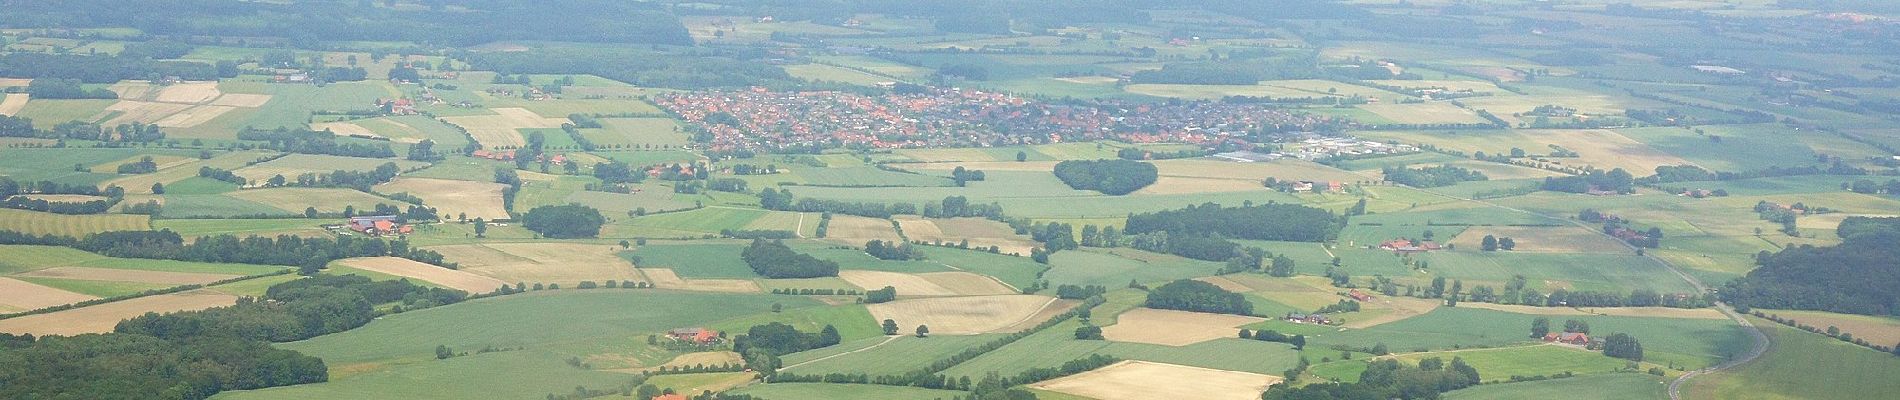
[1145,279,1253,315]
[1125,202,1342,242]
[237,127,396,159]
[1264,357,1480,400]
[1382,164,1489,188]
[0,229,456,274]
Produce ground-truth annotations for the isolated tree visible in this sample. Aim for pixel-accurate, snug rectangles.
[1531,317,1551,338]
[435,345,453,360]
[1602,333,1643,361]
[818,325,841,347]
[1016,151,1027,162]
[619,240,631,249]
[305,207,319,218]
[472,218,487,238]
[151,182,164,194]
[882,319,899,335]
[915,325,930,337]
[1564,319,1590,334]
[1075,325,1103,340]
[1498,237,1516,251]
[1481,235,1499,251]
[771,303,782,313]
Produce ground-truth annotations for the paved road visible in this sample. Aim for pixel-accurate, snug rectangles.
[1406,185,1772,400]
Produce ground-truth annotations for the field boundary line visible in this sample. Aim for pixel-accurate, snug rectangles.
[780,335,904,370]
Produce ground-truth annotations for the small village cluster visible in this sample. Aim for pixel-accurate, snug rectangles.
[652,87,1339,151]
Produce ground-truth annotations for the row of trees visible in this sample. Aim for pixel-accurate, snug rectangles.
[118,275,466,342]
[1382,164,1489,188]
[1264,358,1480,400]
[520,204,605,238]
[1541,168,1635,194]
[1124,202,1342,242]
[864,240,924,261]
[0,116,166,143]
[0,229,455,274]
[237,127,396,159]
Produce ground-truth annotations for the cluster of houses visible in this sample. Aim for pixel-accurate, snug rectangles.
[374,98,418,115]
[1543,332,1590,346]
[666,328,723,345]
[341,216,412,237]
[469,150,569,165]
[1291,180,1346,193]
[1285,137,1419,161]
[650,87,1335,152]
[1284,313,1334,325]
[1377,239,1443,254]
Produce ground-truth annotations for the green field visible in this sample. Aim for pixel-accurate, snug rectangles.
[624,242,757,279]
[0,209,150,237]
[1310,307,1752,370]
[1444,373,1668,400]
[1384,345,1641,381]
[706,303,883,343]
[152,219,324,238]
[730,383,968,400]
[0,245,291,275]
[13,276,172,297]
[1682,317,1900,400]
[943,290,1303,379]
[1420,251,1696,293]
[592,118,691,148]
[782,334,1008,375]
[1039,248,1221,287]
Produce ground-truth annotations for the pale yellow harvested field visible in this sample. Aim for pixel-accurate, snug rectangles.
[98,100,193,126]
[997,299,1081,332]
[1055,76,1120,85]
[892,217,1041,257]
[311,121,378,137]
[0,93,27,116]
[91,154,197,174]
[1447,226,1630,254]
[0,277,100,311]
[1456,302,1727,320]
[865,294,1060,335]
[441,107,565,148]
[225,187,404,214]
[821,215,901,242]
[1345,295,1443,329]
[1101,308,1266,346]
[0,78,30,87]
[657,351,744,370]
[1030,360,1282,400]
[153,105,237,128]
[209,93,273,108]
[1533,129,1692,173]
[1194,276,1256,293]
[107,81,155,99]
[1762,309,1900,345]
[640,268,760,293]
[428,242,643,286]
[333,257,509,293]
[0,290,237,336]
[838,270,1012,296]
[153,82,223,104]
[903,161,1058,172]
[1359,102,1489,125]
[16,266,236,285]
[1796,213,1897,230]
[374,177,509,220]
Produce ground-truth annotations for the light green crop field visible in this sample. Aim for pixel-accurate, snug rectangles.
[1311,307,1752,370]
[623,242,757,279]
[612,207,769,237]
[782,334,1008,375]
[1040,248,1221,287]
[915,246,1045,290]
[592,117,691,148]
[1388,344,1640,380]
[1444,373,1668,400]
[1683,317,1900,400]
[706,303,883,343]
[152,219,324,238]
[1420,251,1695,293]
[0,209,149,237]
[0,245,290,274]
[269,291,822,377]
[943,291,1302,379]
[729,383,969,400]
[13,277,172,297]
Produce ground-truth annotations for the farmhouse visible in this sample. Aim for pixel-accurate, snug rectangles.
[345,216,413,236]
[1377,239,1442,253]
[667,328,722,344]
[1285,313,1333,325]
[1349,289,1373,302]
[652,394,688,400]
[1544,332,1590,345]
